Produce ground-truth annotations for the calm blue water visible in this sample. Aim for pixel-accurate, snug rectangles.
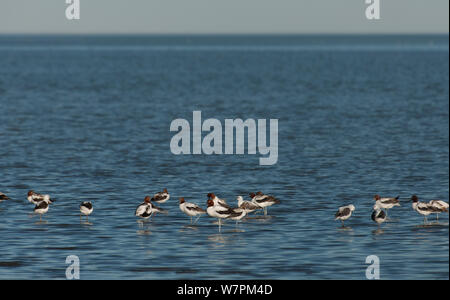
[0,35,448,280]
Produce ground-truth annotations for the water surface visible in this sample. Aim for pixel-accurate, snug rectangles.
[0,35,448,279]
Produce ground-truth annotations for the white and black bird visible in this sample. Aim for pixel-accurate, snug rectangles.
[373,195,400,217]
[151,188,170,204]
[371,203,387,227]
[411,195,436,224]
[135,196,153,221]
[334,204,355,227]
[27,190,52,205]
[206,199,238,232]
[0,192,10,202]
[237,196,261,214]
[249,192,280,216]
[80,201,93,221]
[33,198,53,221]
[428,200,449,221]
[179,197,206,224]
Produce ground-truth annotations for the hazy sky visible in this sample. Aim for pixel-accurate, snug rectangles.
[0,0,448,34]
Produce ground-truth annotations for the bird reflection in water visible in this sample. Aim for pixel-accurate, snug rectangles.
[372,228,385,236]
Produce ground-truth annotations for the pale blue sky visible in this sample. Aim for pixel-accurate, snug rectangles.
[0,0,448,34]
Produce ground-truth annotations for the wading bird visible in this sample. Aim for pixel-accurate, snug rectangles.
[334,204,355,227]
[206,199,238,232]
[28,190,53,205]
[179,197,206,224]
[249,192,280,216]
[237,196,261,214]
[80,201,93,222]
[33,198,54,221]
[373,195,400,217]
[427,200,449,221]
[135,196,153,222]
[371,203,387,228]
[152,188,170,204]
[411,195,436,224]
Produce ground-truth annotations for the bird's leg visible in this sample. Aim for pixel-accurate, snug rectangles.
[194,215,201,224]
[190,216,192,224]
[218,219,222,232]
[264,207,267,216]
[39,214,42,222]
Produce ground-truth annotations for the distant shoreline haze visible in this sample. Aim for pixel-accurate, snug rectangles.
[0,34,448,52]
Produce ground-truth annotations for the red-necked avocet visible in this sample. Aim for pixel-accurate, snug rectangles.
[237,196,261,214]
[80,201,93,221]
[27,190,52,205]
[249,191,280,216]
[372,203,387,227]
[152,188,170,204]
[428,200,449,221]
[411,195,436,224]
[179,197,206,224]
[373,195,400,217]
[33,198,53,221]
[206,199,236,232]
[334,204,355,227]
[135,196,153,221]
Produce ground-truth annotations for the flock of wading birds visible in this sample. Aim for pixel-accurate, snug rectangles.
[0,189,280,232]
[0,190,448,231]
[335,195,449,227]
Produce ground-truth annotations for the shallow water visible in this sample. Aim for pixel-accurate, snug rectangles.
[0,35,448,279]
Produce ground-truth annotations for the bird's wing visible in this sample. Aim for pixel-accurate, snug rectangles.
[34,201,48,210]
[380,197,399,204]
[241,201,260,210]
[186,203,205,212]
[152,193,167,201]
[417,203,433,211]
[430,200,449,209]
[336,207,350,218]
[81,202,93,209]
[135,203,149,216]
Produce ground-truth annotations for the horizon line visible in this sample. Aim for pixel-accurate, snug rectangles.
[0,32,448,36]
